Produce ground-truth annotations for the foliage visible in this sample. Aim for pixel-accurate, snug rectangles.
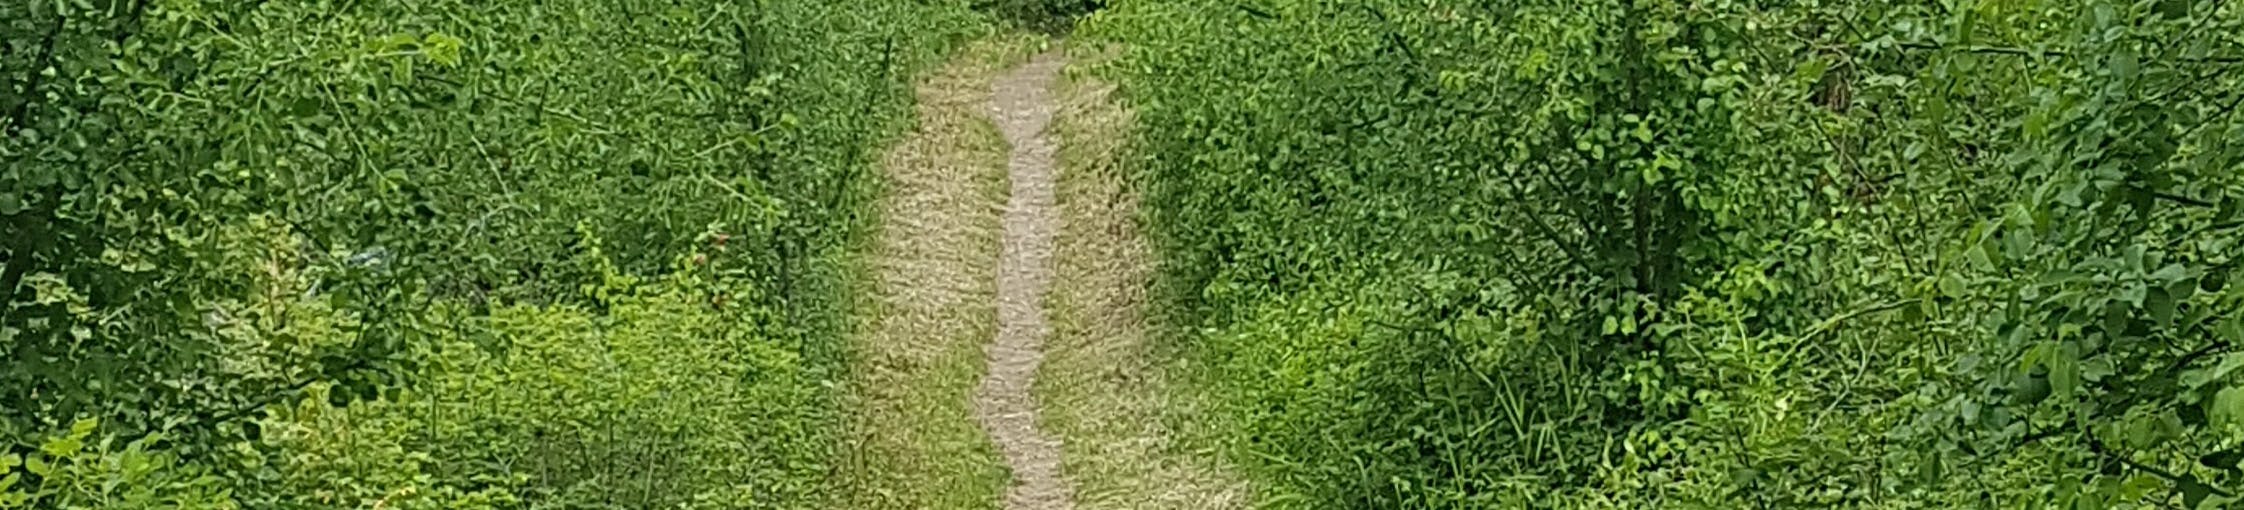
[986,0,1106,32]
[3,0,985,507]
[0,420,233,509]
[1086,0,2244,506]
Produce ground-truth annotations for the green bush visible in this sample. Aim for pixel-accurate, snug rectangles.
[984,0,1103,31]
[1087,0,2244,506]
[3,0,985,506]
[0,421,233,509]
[217,232,828,508]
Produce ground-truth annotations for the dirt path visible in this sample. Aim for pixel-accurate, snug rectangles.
[849,41,1239,510]
[976,50,1076,510]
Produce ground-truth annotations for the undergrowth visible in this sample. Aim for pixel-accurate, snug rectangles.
[1085,0,2244,507]
[1,0,988,507]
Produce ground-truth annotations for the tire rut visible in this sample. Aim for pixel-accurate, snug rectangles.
[975,50,1075,510]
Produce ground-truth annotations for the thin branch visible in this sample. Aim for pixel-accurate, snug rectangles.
[2177,88,2244,141]
[1778,299,1913,366]
[1236,2,1276,19]
[1897,41,2244,64]
[4,14,67,135]
[2166,340,2232,375]
[1807,110,1921,275]
[2134,186,2222,208]
[2087,433,2236,498]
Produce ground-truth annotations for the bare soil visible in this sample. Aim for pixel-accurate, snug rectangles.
[975,50,1077,510]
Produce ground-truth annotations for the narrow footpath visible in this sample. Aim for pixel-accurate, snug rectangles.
[845,41,1244,510]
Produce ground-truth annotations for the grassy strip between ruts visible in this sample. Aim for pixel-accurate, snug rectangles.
[1034,41,1252,510]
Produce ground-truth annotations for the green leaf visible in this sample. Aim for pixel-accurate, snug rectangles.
[2104,299,2132,339]
[1795,57,1829,84]
[2151,263,2189,283]
[2013,373,2052,405]
[2200,446,2244,473]
[39,436,82,459]
[2126,415,2158,448]
[2147,288,2176,329]
[2183,353,2244,390]
[2214,386,2244,427]
[1730,467,1760,488]
[2050,343,2080,402]
[423,32,466,67]
[1939,273,1966,298]
[2081,356,2113,382]
[2108,50,2139,81]
[2179,475,2213,509]
[2156,0,2193,17]
[2170,277,2200,305]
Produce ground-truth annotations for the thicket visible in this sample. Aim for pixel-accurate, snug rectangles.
[1088,0,2244,507]
[2,0,981,507]
[986,0,1106,32]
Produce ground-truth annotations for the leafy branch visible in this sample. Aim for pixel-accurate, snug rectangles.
[3,13,65,135]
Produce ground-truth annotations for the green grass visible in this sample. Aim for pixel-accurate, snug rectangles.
[1034,42,1251,510]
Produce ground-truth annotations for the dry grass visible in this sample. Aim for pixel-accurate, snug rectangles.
[836,36,1043,510]
[1034,42,1251,510]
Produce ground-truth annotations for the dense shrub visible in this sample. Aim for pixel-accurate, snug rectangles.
[3,0,984,506]
[1088,0,2244,507]
[985,0,1105,31]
